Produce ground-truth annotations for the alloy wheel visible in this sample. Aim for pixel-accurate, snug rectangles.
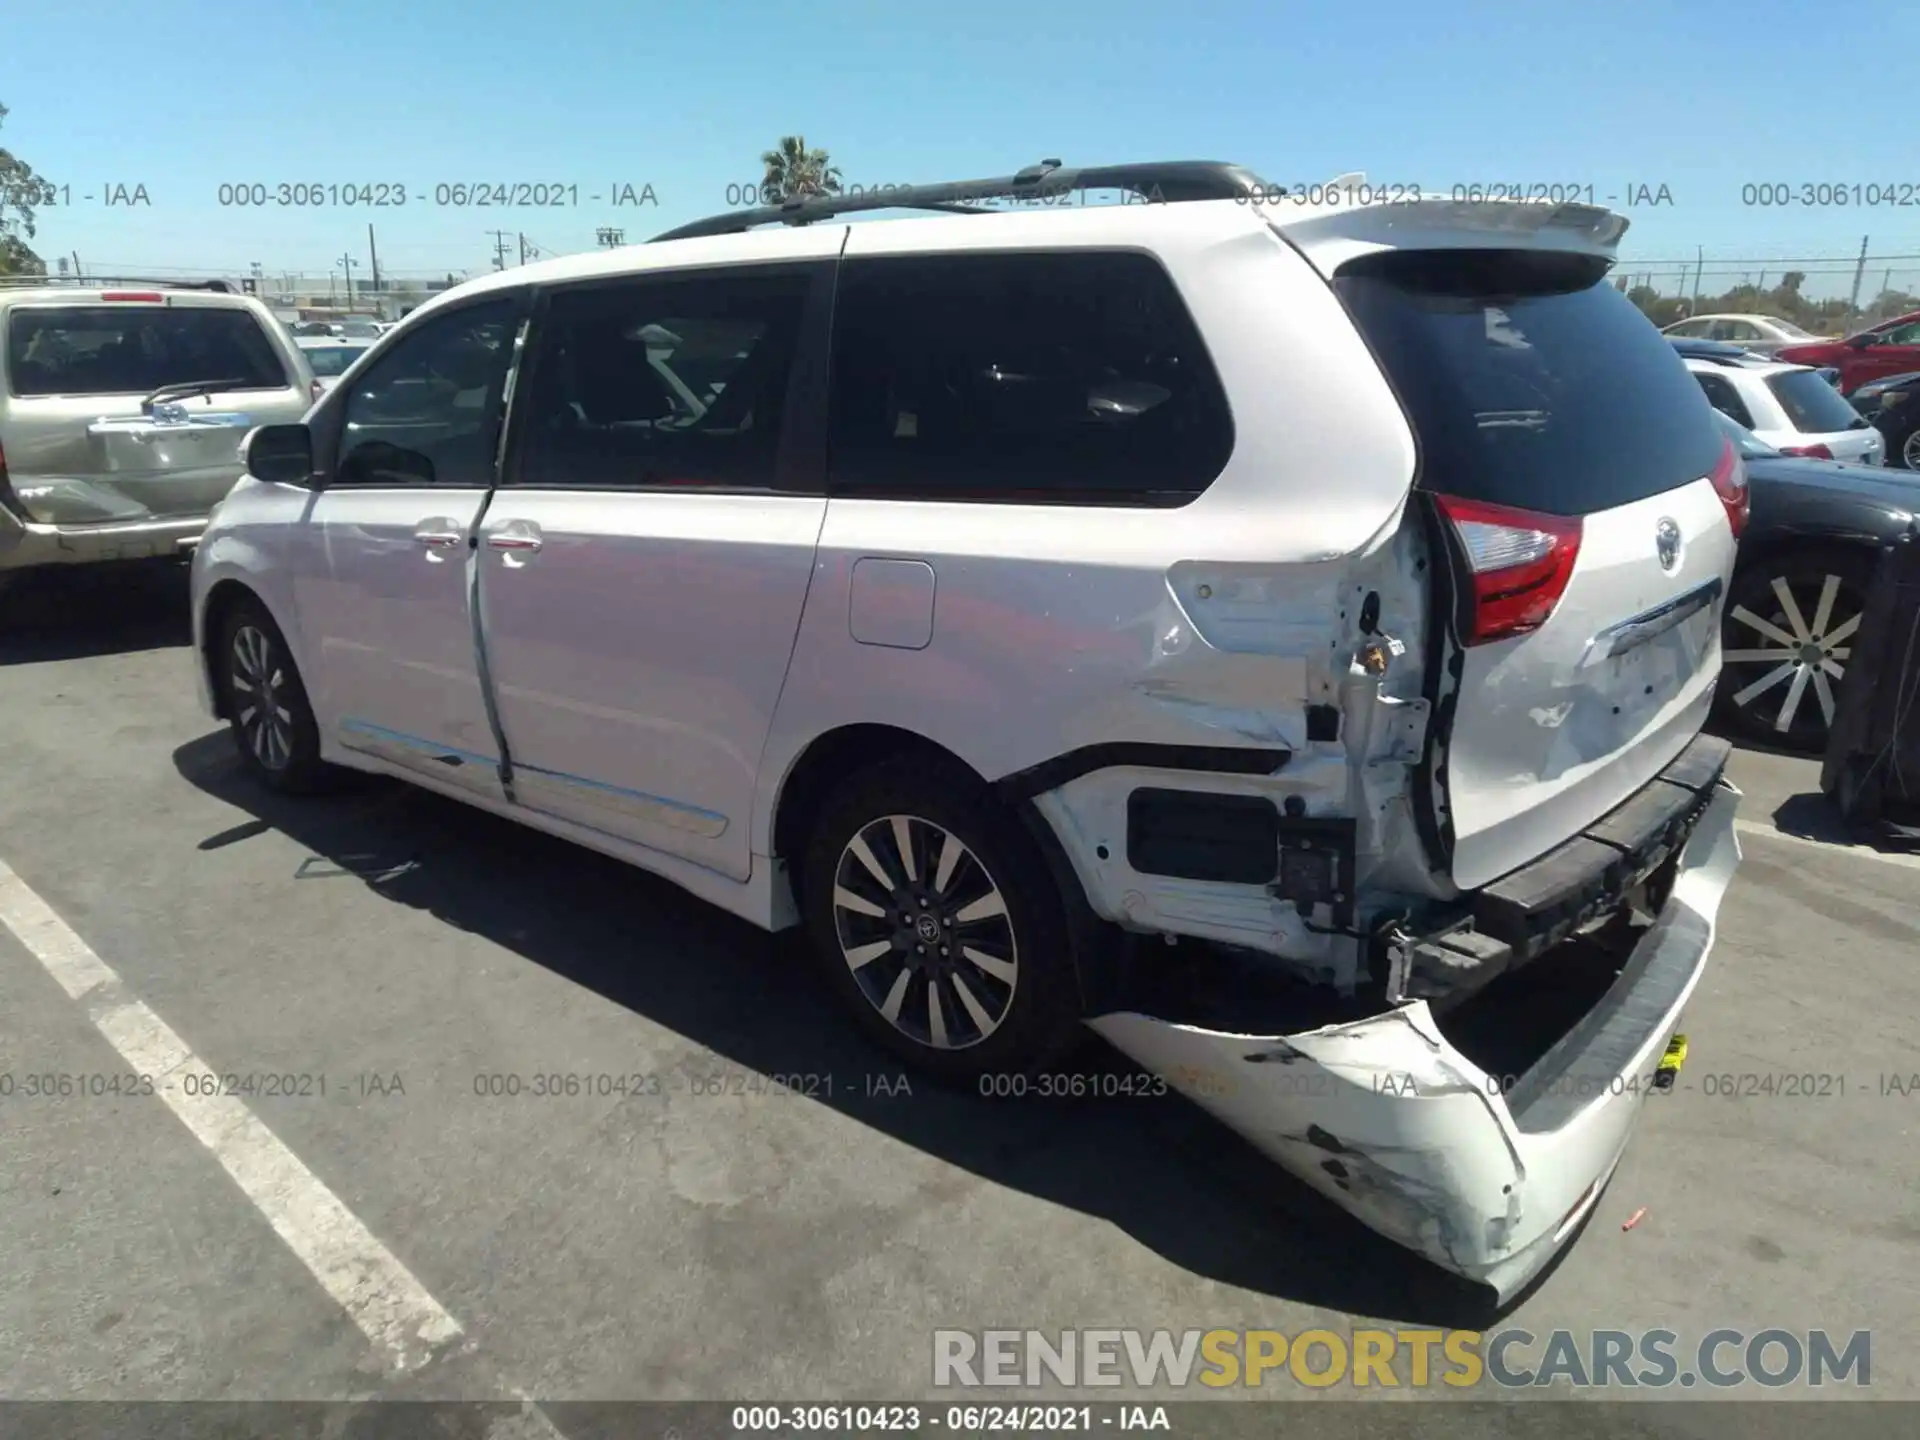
[1903,428,1920,471]
[1723,571,1861,745]
[230,623,295,771]
[830,813,1018,1051]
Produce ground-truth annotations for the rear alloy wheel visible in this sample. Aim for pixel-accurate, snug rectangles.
[834,814,1019,1051]
[1719,551,1870,752]
[802,758,1084,1083]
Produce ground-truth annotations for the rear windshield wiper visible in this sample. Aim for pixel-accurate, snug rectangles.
[141,377,252,412]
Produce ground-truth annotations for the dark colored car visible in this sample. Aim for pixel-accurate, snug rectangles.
[1846,369,1920,471]
[1714,410,1920,751]
[1776,310,1920,392]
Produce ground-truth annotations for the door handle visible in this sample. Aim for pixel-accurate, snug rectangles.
[485,521,543,553]
[413,518,465,549]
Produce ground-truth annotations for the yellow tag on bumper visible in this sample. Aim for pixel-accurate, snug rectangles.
[1653,1034,1688,1091]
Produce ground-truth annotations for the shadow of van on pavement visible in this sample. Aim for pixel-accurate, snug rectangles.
[172,728,1514,1329]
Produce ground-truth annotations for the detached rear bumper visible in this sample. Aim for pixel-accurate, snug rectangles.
[0,507,206,572]
[1090,776,1742,1302]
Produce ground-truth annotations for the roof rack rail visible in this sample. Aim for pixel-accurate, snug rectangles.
[650,160,1268,243]
[0,275,238,293]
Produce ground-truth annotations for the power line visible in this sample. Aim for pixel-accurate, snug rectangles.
[1623,252,1920,266]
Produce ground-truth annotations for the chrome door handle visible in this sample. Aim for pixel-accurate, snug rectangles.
[413,520,465,549]
[485,521,543,553]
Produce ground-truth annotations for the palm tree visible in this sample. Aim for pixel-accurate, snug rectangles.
[760,136,843,205]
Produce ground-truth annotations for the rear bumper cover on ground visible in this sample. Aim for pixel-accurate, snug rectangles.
[1090,770,1742,1302]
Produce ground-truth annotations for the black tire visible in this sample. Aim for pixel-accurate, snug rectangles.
[801,756,1085,1085]
[1718,547,1872,753]
[215,596,333,793]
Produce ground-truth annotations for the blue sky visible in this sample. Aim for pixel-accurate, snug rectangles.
[5,0,1917,297]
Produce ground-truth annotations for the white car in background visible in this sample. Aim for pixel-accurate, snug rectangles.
[1684,354,1886,464]
[1663,313,1831,356]
[295,337,373,394]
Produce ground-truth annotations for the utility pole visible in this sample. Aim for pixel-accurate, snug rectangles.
[1690,246,1704,314]
[368,223,381,298]
[518,232,528,265]
[1847,235,1869,314]
[487,230,512,270]
[339,252,358,305]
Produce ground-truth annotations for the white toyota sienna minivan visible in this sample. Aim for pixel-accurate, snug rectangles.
[190,162,1746,1300]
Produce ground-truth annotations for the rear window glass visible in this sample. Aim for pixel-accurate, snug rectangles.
[1334,251,1723,516]
[304,344,368,377]
[6,305,288,398]
[827,251,1235,506]
[1767,369,1864,433]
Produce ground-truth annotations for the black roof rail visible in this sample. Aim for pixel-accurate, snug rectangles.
[649,160,1268,243]
[45,276,239,294]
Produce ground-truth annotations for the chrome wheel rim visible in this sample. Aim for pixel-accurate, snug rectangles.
[230,624,295,771]
[1724,572,1860,743]
[831,813,1018,1051]
[1903,429,1920,470]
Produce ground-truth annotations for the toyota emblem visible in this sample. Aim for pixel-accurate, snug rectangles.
[1655,518,1681,573]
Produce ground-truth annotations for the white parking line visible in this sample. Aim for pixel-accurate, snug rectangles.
[0,858,465,1375]
[1733,818,1920,871]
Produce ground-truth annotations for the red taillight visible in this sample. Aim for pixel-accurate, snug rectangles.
[1709,435,1750,539]
[1433,494,1583,646]
[1778,442,1833,461]
[100,291,165,302]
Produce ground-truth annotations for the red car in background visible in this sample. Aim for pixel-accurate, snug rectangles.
[1777,310,1920,393]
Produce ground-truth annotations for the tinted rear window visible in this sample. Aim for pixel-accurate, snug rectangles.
[1334,251,1722,516]
[304,344,368,377]
[827,251,1235,506]
[6,305,287,398]
[1767,369,1864,433]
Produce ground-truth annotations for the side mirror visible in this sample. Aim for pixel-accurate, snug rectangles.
[241,423,314,486]
[1847,332,1874,349]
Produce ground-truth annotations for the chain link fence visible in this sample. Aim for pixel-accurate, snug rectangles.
[1609,243,1920,333]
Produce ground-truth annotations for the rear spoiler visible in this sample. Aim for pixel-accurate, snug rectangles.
[1269,191,1629,281]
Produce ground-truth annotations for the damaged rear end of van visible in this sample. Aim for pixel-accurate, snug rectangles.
[1074,195,1746,1302]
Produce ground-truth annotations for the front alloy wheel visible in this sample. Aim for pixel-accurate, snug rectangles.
[231,622,295,771]
[217,597,331,792]
[1720,556,1867,752]
[831,813,1019,1051]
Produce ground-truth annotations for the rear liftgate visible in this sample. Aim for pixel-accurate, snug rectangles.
[1087,735,1742,1299]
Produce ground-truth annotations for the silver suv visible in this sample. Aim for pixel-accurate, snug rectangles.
[189,162,1746,1299]
[0,284,317,594]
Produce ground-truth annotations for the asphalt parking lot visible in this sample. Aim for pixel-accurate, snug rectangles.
[2,565,1916,1434]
